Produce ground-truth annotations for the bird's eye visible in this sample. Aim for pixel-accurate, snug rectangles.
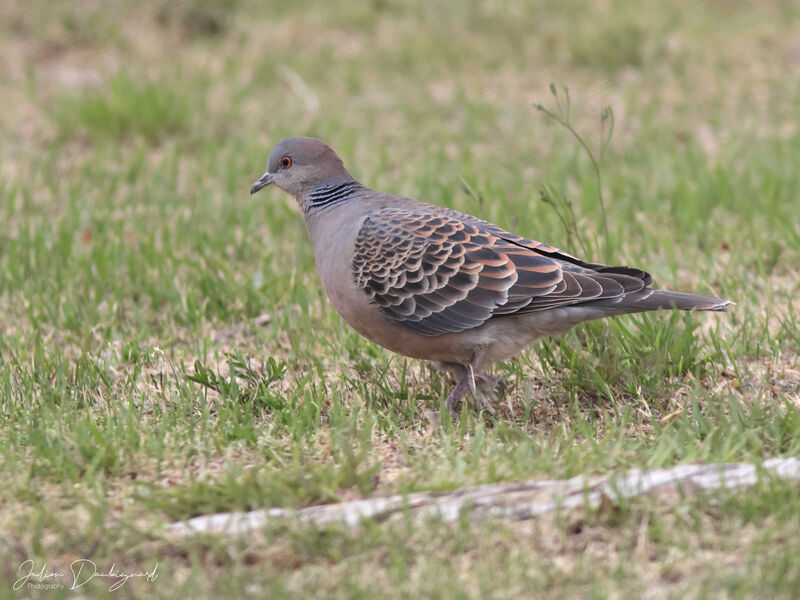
[280,156,292,168]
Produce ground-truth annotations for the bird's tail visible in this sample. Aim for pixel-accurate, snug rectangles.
[582,289,733,313]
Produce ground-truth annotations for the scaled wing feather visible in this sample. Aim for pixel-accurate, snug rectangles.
[352,206,652,336]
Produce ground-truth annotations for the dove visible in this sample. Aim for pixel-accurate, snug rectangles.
[251,137,731,415]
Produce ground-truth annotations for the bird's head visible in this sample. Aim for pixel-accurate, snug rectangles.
[250,137,355,202]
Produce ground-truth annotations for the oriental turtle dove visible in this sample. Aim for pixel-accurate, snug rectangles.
[251,137,731,415]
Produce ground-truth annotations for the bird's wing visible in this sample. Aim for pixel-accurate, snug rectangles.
[352,206,651,336]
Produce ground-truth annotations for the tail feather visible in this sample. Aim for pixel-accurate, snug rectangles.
[581,289,733,313]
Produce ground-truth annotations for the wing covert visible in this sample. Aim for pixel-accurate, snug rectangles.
[352,207,560,335]
[352,205,652,336]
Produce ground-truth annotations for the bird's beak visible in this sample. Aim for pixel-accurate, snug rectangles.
[250,171,274,195]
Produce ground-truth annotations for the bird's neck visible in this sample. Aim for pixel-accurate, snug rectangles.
[301,179,362,217]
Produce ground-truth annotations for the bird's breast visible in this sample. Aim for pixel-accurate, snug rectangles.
[306,209,371,323]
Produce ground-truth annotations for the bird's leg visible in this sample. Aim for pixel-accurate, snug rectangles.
[445,372,472,417]
[444,349,496,417]
[472,382,498,417]
[475,371,497,385]
[475,371,508,402]
[467,363,497,416]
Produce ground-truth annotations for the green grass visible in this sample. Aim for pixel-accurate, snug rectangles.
[50,71,199,144]
[1,0,799,597]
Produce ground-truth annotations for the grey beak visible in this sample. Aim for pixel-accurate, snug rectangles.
[250,171,274,195]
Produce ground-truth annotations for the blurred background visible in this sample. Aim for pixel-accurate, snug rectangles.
[3,0,798,338]
[2,1,800,595]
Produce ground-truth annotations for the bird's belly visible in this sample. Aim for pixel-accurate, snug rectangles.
[318,278,475,363]
[321,285,561,366]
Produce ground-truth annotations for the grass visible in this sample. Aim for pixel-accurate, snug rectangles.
[1,0,799,597]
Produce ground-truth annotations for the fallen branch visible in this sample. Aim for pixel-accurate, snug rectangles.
[168,457,800,537]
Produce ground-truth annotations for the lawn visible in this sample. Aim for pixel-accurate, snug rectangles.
[1,0,799,597]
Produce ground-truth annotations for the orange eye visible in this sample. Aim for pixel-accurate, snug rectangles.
[280,156,292,168]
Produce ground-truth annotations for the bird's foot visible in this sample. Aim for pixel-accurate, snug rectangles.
[445,376,471,418]
[475,372,507,398]
[444,349,499,418]
[473,390,497,417]
[445,379,497,418]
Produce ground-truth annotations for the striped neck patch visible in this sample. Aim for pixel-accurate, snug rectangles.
[305,182,359,214]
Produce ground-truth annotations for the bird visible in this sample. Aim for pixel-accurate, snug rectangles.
[250,137,731,415]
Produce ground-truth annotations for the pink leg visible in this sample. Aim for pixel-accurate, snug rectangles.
[475,372,507,396]
[445,374,473,416]
[445,349,495,416]
[475,372,501,388]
